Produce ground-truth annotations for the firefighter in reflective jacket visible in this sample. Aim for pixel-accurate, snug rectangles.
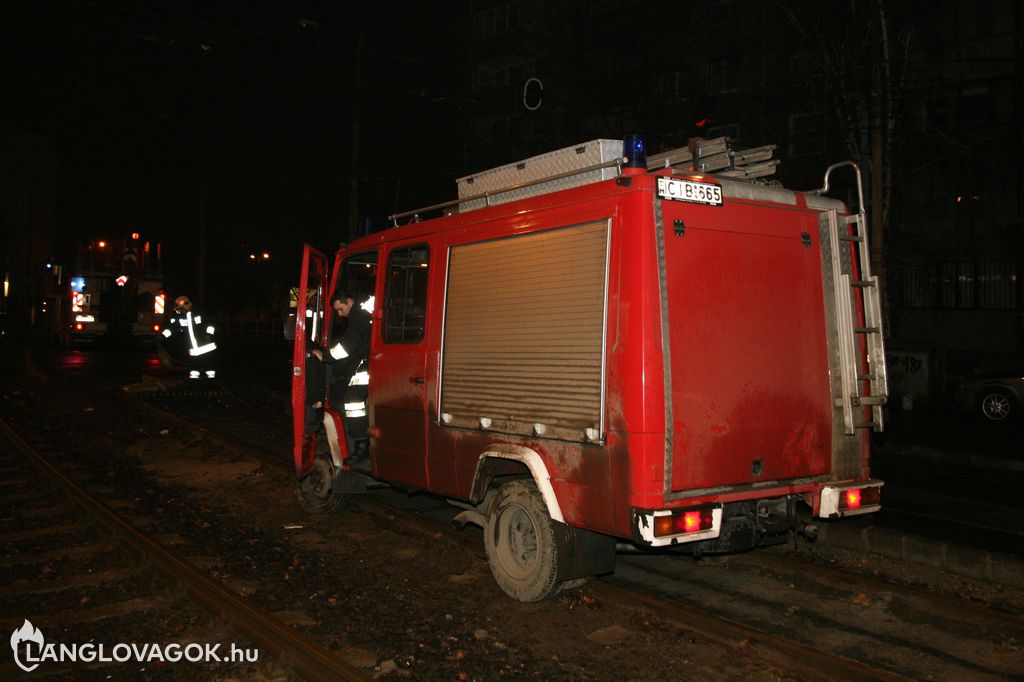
[311,291,372,457]
[160,295,217,380]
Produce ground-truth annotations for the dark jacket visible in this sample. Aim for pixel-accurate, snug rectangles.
[325,306,372,378]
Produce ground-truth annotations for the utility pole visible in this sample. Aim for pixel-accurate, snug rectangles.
[871,58,884,277]
[872,0,888,288]
[198,139,207,307]
[347,34,364,243]
[197,61,209,308]
[871,0,892,335]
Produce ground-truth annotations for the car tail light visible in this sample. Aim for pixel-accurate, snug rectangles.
[153,324,160,332]
[654,507,715,537]
[75,323,83,330]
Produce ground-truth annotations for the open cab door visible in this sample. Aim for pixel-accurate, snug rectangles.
[291,244,329,480]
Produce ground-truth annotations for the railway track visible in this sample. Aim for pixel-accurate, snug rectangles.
[0,417,366,681]
[130,393,999,682]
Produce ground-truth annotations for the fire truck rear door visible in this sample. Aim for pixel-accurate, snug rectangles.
[370,242,431,488]
[659,196,833,494]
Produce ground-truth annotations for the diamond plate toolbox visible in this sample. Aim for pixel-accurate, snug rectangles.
[456,139,623,212]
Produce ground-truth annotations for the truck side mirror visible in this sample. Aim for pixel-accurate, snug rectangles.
[283,313,296,341]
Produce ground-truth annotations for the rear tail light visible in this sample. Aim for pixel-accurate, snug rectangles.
[845,489,861,509]
[153,324,160,332]
[839,486,880,512]
[75,323,83,330]
[654,507,715,537]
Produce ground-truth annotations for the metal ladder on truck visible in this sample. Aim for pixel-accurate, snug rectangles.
[814,162,889,435]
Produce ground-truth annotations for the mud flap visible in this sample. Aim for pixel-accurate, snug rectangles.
[336,469,371,494]
[554,522,617,582]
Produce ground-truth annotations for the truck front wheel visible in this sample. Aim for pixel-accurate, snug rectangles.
[484,479,562,601]
[297,456,347,514]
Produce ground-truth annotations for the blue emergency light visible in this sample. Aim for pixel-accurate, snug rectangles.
[623,134,646,168]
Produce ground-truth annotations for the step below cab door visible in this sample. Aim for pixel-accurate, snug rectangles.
[291,244,329,478]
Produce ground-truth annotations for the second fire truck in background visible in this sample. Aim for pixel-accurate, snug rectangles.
[64,234,165,346]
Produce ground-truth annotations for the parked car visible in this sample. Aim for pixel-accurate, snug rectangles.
[951,369,1024,421]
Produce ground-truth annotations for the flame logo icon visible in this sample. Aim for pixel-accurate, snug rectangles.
[10,619,44,672]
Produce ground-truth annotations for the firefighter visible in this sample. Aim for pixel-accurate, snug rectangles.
[160,295,218,380]
[310,291,372,459]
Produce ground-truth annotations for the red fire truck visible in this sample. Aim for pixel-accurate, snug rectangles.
[64,235,165,346]
[291,137,888,601]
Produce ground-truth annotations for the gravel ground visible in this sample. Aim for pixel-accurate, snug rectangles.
[2,379,799,681]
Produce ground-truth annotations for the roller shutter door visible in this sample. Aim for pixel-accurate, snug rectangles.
[440,221,609,442]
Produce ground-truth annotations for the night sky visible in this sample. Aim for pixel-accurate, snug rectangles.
[2,1,468,305]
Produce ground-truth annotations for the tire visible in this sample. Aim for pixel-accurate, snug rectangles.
[484,480,562,602]
[979,389,1013,422]
[297,456,347,514]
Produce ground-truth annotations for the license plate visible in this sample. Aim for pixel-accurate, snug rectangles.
[657,177,723,206]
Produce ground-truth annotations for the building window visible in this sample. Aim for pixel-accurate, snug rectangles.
[899,264,934,309]
[472,2,521,42]
[977,261,1018,310]
[788,112,826,156]
[937,262,975,309]
[707,58,736,94]
[958,84,992,128]
[707,123,739,141]
[899,260,1019,311]
[659,70,684,101]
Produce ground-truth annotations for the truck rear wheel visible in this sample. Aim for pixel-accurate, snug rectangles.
[297,456,347,514]
[484,479,563,602]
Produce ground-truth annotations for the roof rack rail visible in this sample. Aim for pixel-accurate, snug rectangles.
[386,136,780,228]
[388,156,627,227]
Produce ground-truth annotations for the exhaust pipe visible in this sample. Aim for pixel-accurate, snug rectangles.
[450,509,485,531]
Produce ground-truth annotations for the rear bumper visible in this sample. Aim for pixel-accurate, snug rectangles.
[631,478,883,547]
[70,322,108,339]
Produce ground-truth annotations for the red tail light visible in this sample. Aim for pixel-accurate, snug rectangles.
[75,323,83,330]
[153,324,160,332]
[683,511,703,531]
[654,508,715,537]
[839,486,880,511]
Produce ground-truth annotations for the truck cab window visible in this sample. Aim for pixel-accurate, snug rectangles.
[337,251,378,304]
[384,245,429,343]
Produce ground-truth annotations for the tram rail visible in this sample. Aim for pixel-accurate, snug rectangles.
[0,416,366,682]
